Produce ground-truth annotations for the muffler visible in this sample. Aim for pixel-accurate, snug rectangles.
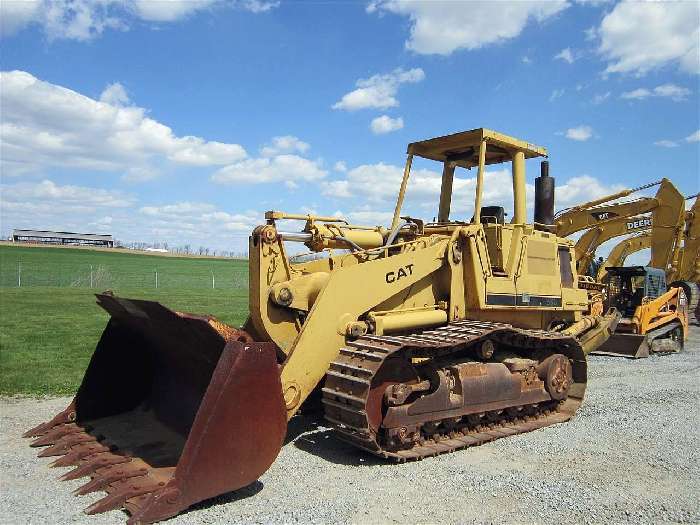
[24,294,287,524]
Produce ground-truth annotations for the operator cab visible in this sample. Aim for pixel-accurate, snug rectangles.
[401,128,547,227]
[393,129,555,279]
[605,266,666,318]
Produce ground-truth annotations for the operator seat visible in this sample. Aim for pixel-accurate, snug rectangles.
[480,206,505,225]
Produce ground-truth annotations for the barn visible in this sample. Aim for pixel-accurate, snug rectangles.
[12,229,114,248]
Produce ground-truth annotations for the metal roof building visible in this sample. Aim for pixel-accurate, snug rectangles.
[12,229,114,247]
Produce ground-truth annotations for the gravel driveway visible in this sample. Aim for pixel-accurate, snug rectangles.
[2,327,699,524]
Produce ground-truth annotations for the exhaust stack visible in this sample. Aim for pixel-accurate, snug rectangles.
[534,160,555,228]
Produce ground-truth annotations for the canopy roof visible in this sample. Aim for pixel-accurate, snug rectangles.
[407,128,547,169]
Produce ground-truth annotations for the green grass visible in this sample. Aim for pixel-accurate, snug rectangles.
[0,244,248,289]
[0,245,250,395]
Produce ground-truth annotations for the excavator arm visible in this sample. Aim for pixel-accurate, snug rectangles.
[573,180,686,275]
[597,233,652,282]
[554,180,663,237]
[574,214,653,273]
[676,196,700,283]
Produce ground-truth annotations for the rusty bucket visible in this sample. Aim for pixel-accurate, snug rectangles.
[24,294,287,524]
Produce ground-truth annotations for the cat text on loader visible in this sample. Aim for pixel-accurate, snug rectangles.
[25,128,620,524]
[593,266,688,358]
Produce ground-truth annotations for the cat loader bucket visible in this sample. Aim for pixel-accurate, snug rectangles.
[591,333,650,359]
[24,294,287,524]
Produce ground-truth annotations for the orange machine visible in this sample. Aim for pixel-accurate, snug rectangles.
[594,266,688,358]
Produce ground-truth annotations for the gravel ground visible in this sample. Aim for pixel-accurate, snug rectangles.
[2,327,699,525]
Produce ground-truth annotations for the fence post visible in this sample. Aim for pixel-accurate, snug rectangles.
[18,261,21,287]
[90,265,94,288]
[211,271,215,290]
[155,269,158,289]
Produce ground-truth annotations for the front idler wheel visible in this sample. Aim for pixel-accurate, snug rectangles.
[538,354,572,401]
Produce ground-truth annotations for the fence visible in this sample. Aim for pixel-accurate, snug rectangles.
[2,259,248,290]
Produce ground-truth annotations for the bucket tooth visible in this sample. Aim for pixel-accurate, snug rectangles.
[60,453,130,481]
[26,296,286,523]
[84,477,161,515]
[24,421,59,438]
[38,432,98,457]
[31,423,83,447]
[24,404,77,438]
[49,443,111,467]
[74,463,149,496]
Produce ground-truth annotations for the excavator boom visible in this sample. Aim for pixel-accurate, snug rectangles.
[554,180,662,237]
[597,233,652,282]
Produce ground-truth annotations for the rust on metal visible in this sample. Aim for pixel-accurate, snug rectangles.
[25,294,287,524]
[322,320,586,461]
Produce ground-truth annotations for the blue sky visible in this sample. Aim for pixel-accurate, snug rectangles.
[1,0,698,253]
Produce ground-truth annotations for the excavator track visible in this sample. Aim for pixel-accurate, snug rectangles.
[322,320,585,461]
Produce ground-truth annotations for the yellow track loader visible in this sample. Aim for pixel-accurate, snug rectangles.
[593,266,688,358]
[25,129,619,524]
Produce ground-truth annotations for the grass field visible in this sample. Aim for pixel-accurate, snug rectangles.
[0,245,249,395]
[0,244,247,289]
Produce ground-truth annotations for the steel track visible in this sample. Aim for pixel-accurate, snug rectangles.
[322,319,585,461]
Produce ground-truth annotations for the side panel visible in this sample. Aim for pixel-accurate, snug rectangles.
[279,238,449,418]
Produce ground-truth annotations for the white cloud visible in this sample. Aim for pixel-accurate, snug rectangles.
[320,162,519,214]
[549,88,565,102]
[555,176,625,210]
[0,178,261,251]
[598,0,700,75]
[370,115,404,134]
[554,47,574,64]
[564,125,594,142]
[321,165,518,225]
[0,70,246,177]
[333,161,347,172]
[131,0,218,22]
[136,201,261,249]
[620,88,651,100]
[521,55,532,65]
[241,0,279,13]
[686,130,700,143]
[211,155,327,185]
[592,92,610,104]
[653,83,691,100]
[654,140,679,148]
[346,208,395,226]
[321,162,439,203]
[0,0,278,41]
[574,0,612,5]
[368,1,568,55]
[0,179,135,235]
[621,84,691,101]
[320,161,625,228]
[0,0,41,36]
[2,179,133,209]
[122,166,161,182]
[332,67,424,111]
[99,82,130,106]
[260,135,310,157]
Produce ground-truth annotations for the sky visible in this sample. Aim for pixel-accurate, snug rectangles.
[1,0,698,255]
